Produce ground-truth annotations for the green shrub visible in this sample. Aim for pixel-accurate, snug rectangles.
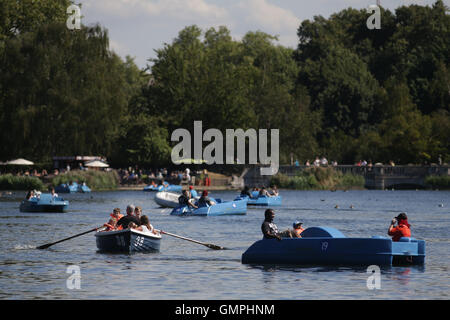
[49,170,120,191]
[425,176,450,189]
[0,174,46,191]
[271,167,365,190]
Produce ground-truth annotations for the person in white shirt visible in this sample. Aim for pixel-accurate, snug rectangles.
[133,215,159,235]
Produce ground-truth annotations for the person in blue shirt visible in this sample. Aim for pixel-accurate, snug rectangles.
[189,185,198,198]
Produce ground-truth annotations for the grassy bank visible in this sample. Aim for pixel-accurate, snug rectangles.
[0,174,46,191]
[425,176,450,189]
[271,167,365,190]
[49,170,120,191]
[0,170,120,191]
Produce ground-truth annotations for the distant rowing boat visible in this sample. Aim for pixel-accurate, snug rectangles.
[19,193,69,213]
[143,183,182,192]
[95,228,161,253]
[170,197,248,216]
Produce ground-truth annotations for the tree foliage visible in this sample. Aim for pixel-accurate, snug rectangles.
[0,1,448,167]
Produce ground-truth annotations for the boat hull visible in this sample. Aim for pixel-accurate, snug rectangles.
[144,185,182,192]
[244,195,282,206]
[241,227,425,266]
[95,229,161,253]
[154,191,181,208]
[171,198,248,216]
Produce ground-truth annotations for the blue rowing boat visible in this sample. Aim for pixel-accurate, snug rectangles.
[241,226,425,266]
[143,183,182,193]
[19,193,69,213]
[237,194,282,206]
[170,197,248,216]
[95,228,161,253]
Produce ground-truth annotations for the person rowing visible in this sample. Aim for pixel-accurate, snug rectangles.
[117,204,141,230]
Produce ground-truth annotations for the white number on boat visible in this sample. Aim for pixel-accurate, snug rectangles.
[321,241,328,251]
[135,236,144,247]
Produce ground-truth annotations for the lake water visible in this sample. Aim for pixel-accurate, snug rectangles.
[0,189,448,300]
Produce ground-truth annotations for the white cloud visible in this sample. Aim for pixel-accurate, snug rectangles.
[237,0,301,32]
[87,0,229,22]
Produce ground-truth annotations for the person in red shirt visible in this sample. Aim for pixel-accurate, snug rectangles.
[388,212,411,241]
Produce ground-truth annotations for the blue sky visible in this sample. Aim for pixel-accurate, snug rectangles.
[79,0,448,69]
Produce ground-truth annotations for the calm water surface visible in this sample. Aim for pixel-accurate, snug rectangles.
[0,189,448,299]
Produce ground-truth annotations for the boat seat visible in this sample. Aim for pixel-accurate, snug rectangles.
[301,226,346,238]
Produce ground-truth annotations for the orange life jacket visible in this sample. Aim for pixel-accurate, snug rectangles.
[103,223,115,231]
[293,227,304,238]
[109,213,124,224]
[389,224,411,242]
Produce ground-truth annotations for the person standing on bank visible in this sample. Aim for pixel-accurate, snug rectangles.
[388,212,411,242]
[261,209,281,241]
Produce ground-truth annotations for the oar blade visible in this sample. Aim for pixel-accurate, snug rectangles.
[205,243,227,250]
[36,244,51,250]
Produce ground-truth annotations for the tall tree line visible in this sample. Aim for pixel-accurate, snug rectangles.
[0,0,448,167]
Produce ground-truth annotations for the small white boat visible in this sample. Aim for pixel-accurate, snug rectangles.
[154,191,181,208]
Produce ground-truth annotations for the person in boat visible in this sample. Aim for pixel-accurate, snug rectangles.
[198,190,216,207]
[131,215,159,235]
[261,209,281,241]
[291,221,305,238]
[25,190,33,200]
[179,190,198,209]
[240,186,253,198]
[134,206,143,220]
[269,185,279,196]
[50,187,58,199]
[189,185,198,198]
[151,180,157,188]
[117,204,140,229]
[259,186,272,197]
[103,208,124,231]
[388,212,411,242]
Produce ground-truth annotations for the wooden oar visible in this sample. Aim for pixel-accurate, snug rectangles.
[157,229,227,250]
[36,226,105,250]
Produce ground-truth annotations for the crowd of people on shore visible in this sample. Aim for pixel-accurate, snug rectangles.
[118,167,194,185]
